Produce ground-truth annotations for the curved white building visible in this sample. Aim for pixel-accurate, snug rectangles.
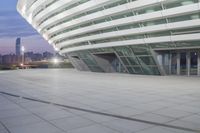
[17,0,200,76]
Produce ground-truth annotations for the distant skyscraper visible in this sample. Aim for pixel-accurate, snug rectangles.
[16,38,21,56]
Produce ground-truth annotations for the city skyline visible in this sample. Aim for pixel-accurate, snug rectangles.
[0,1,199,133]
[0,0,54,54]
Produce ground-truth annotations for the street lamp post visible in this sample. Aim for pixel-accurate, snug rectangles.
[21,46,25,67]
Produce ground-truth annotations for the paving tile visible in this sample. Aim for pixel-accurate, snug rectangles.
[19,101,47,109]
[106,107,145,117]
[0,129,9,133]
[0,123,5,130]
[68,124,118,133]
[9,122,62,133]
[136,126,194,133]
[27,105,63,114]
[81,113,115,123]
[37,109,75,121]
[0,103,20,111]
[180,114,200,125]
[133,112,174,123]
[102,119,153,133]
[153,108,192,119]
[0,108,31,119]
[50,116,94,131]
[3,96,29,104]
[167,119,200,131]
[130,103,167,112]
[186,101,200,108]
[171,105,200,114]
[90,102,121,111]
[1,114,42,128]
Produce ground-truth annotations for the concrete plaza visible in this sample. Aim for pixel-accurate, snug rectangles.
[0,69,200,133]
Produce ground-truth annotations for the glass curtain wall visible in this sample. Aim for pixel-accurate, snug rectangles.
[156,49,200,76]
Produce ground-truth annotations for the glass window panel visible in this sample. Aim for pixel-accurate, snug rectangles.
[127,67,135,74]
[133,67,143,74]
[190,52,198,75]
[138,56,156,65]
[150,43,175,49]
[171,53,177,74]
[131,47,151,55]
[142,66,160,75]
[90,66,104,72]
[120,57,130,65]
[126,57,139,65]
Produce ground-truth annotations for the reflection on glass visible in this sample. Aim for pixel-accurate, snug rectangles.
[171,53,177,74]
[180,52,187,75]
[190,52,198,75]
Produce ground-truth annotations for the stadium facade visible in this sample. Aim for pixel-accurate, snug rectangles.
[17,0,200,76]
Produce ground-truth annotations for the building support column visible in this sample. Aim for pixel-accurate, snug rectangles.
[198,52,200,76]
[68,54,90,71]
[169,52,172,75]
[177,52,180,75]
[150,49,166,76]
[114,51,129,74]
[186,51,191,76]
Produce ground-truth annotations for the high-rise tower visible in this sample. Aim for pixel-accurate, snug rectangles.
[16,38,21,56]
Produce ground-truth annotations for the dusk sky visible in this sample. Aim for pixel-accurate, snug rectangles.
[0,0,54,55]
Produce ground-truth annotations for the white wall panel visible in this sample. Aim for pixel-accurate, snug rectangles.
[49,4,200,41]
[17,0,200,54]
[59,33,200,54]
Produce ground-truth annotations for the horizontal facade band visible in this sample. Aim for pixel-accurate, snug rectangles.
[38,0,183,33]
[59,33,200,54]
[57,19,200,48]
[38,0,115,32]
[49,3,200,42]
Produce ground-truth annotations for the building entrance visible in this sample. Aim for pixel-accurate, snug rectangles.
[157,50,200,76]
[180,52,187,75]
[93,53,125,73]
[190,52,198,75]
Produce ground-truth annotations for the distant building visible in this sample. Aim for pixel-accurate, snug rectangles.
[24,52,54,61]
[16,38,21,56]
[24,52,34,60]
[0,51,55,66]
[0,55,2,64]
[2,54,21,65]
[32,53,43,61]
[43,51,54,60]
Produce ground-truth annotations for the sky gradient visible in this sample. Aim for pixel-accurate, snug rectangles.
[0,0,54,54]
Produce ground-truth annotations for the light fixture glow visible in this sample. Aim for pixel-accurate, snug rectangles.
[21,46,25,52]
[52,58,59,64]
